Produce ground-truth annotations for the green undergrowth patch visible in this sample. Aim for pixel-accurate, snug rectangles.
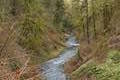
[29,47,63,65]
[72,50,120,80]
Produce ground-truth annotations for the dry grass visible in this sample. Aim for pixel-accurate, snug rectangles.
[0,23,44,80]
[0,21,65,80]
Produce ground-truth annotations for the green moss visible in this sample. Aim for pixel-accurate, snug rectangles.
[72,50,120,80]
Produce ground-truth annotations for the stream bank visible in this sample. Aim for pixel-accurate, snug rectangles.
[41,35,79,80]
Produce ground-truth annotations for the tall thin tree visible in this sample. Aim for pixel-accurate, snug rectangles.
[92,0,97,39]
[85,0,90,44]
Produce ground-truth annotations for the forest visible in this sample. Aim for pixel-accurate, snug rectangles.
[0,0,120,80]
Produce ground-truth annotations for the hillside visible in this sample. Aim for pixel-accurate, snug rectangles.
[0,0,120,80]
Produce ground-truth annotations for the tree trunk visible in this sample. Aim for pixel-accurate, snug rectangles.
[85,0,90,44]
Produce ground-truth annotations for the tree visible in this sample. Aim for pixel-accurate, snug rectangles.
[91,0,97,39]
[53,0,65,29]
[85,0,90,44]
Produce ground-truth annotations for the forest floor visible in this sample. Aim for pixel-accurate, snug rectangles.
[64,35,120,80]
[0,26,65,80]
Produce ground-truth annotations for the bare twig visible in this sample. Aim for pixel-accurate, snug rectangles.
[11,57,30,80]
[0,22,17,57]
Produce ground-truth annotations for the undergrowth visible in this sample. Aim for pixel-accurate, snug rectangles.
[72,50,120,80]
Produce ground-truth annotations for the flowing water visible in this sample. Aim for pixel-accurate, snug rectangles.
[41,36,79,80]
